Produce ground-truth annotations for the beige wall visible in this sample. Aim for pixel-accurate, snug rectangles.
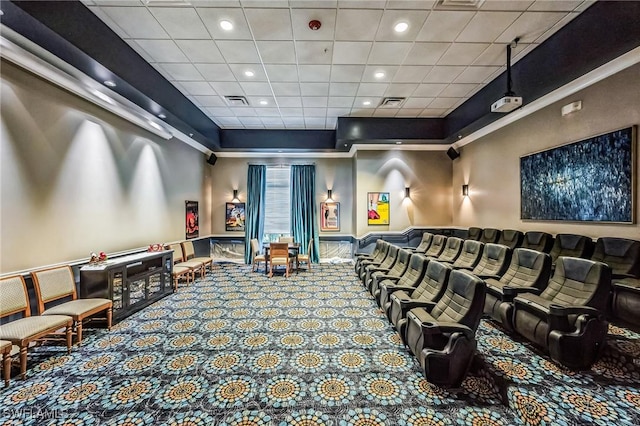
[0,61,206,273]
[453,63,640,240]
[355,150,453,236]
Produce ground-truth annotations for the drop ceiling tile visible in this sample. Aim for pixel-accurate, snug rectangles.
[264,65,300,82]
[386,0,436,9]
[384,83,418,97]
[454,66,501,83]
[181,82,218,96]
[428,97,460,109]
[356,83,389,96]
[272,82,301,96]
[246,96,276,106]
[149,7,209,39]
[291,8,337,40]
[375,10,429,41]
[300,83,329,96]
[245,9,293,40]
[275,97,303,107]
[210,81,244,95]
[228,64,268,81]
[480,1,534,10]
[125,40,156,63]
[175,40,225,63]
[100,6,169,38]
[280,108,303,116]
[330,65,365,82]
[392,66,432,83]
[473,43,526,66]
[298,65,331,82]
[283,117,306,128]
[438,43,490,65]
[290,0,337,8]
[349,109,375,117]
[328,97,355,107]
[403,43,450,65]
[326,117,338,129]
[396,108,424,117]
[362,66,398,82]
[413,83,447,97]
[245,124,265,129]
[197,8,253,40]
[296,41,334,64]
[216,41,261,63]
[239,82,273,95]
[87,6,130,39]
[304,117,327,128]
[335,9,383,40]
[241,0,289,7]
[439,83,477,97]
[422,66,466,83]
[256,41,296,64]
[416,11,475,42]
[534,12,580,44]
[261,117,285,127]
[159,63,204,81]
[528,0,584,11]
[368,42,413,65]
[230,107,257,116]
[402,97,434,108]
[354,97,380,108]
[304,108,327,116]
[327,107,351,117]
[239,117,264,126]
[373,109,398,117]
[497,12,567,43]
[456,12,521,42]
[419,108,448,117]
[302,97,328,107]
[205,107,235,116]
[255,108,281,117]
[195,64,236,81]
[329,83,360,97]
[194,96,227,107]
[217,117,242,126]
[339,0,386,8]
[333,42,373,64]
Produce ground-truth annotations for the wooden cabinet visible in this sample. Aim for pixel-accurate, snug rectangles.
[80,251,173,322]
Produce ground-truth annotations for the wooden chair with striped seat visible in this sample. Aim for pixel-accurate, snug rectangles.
[1,340,12,387]
[0,275,73,379]
[297,239,314,271]
[167,243,203,283]
[181,240,213,276]
[251,239,267,272]
[269,242,293,278]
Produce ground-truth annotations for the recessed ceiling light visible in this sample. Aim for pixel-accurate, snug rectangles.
[104,80,116,87]
[244,70,255,77]
[158,113,166,119]
[394,22,409,33]
[220,20,233,31]
[396,141,402,144]
[259,100,268,105]
[374,71,385,79]
[363,101,371,106]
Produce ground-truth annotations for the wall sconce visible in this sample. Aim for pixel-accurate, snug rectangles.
[404,187,410,199]
[462,184,469,197]
[231,189,240,203]
[326,189,334,202]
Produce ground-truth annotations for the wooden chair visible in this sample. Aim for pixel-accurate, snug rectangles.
[181,240,213,276]
[0,275,73,379]
[297,238,314,271]
[167,243,202,283]
[1,340,12,387]
[31,266,113,345]
[279,236,294,243]
[269,242,293,277]
[251,239,267,272]
[171,265,194,292]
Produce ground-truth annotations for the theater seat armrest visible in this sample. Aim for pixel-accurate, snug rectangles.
[421,321,474,340]
[385,284,416,293]
[378,275,401,282]
[503,286,542,302]
[548,304,602,318]
[612,273,638,279]
[478,273,502,280]
[399,300,436,315]
[369,267,391,273]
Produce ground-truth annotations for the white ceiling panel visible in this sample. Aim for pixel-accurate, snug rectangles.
[375,10,429,41]
[403,43,450,65]
[181,82,217,96]
[528,1,584,12]
[453,66,501,84]
[354,97,380,108]
[439,83,478,97]
[332,42,372,64]
[216,41,261,63]
[291,9,337,41]
[196,8,253,40]
[302,97,328,107]
[280,107,304,116]
[357,83,389,97]
[276,97,303,107]
[392,66,433,83]
[438,43,491,65]
[194,95,226,106]
[282,117,305,128]
[384,83,418,97]
[329,83,360,97]
[239,116,264,126]
[349,109,376,117]
[300,83,330,96]
[368,42,413,65]
[228,64,268,81]
[330,65,365,82]
[335,9,383,40]
[230,107,257,116]
[149,7,210,39]
[261,117,285,127]
[264,65,300,82]
[296,41,334,64]
[303,108,327,117]
[176,40,225,63]
[428,97,460,109]
[298,65,331,82]
[413,83,447,97]
[256,41,297,64]
[210,81,244,95]
[304,117,327,128]
[456,12,521,42]
[195,64,236,81]
[423,66,466,83]
[239,82,273,95]
[246,96,275,106]
[416,11,474,42]
[159,63,204,81]
[100,7,169,38]
[420,108,448,117]
[327,107,352,116]
[125,40,156,63]
[386,1,436,9]
[272,82,302,96]
[245,8,293,40]
[480,1,534,11]
[373,109,398,117]
[328,97,355,107]
[362,65,398,82]
[497,12,567,43]
[206,107,235,116]
[255,108,282,117]
[88,6,130,39]
[396,108,424,117]
[403,97,434,108]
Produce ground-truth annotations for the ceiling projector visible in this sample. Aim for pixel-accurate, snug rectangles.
[491,96,523,113]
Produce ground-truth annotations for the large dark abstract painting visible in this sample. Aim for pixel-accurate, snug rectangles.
[520,127,635,222]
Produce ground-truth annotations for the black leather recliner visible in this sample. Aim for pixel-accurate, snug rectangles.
[484,248,552,331]
[424,235,447,258]
[480,228,501,244]
[369,248,411,296]
[436,237,463,264]
[452,240,484,270]
[497,230,524,250]
[404,270,486,387]
[377,254,428,309]
[522,231,554,253]
[511,257,611,369]
[549,234,594,267]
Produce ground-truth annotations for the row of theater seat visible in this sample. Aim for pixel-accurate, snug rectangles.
[354,234,638,386]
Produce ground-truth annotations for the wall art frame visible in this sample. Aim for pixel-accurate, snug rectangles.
[320,201,340,231]
[225,202,246,232]
[185,200,199,239]
[367,192,390,225]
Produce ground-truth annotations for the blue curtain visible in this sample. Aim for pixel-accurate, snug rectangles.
[291,165,320,263]
[245,165,266,263]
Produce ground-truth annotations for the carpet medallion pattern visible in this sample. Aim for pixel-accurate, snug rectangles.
[0,263,638,425]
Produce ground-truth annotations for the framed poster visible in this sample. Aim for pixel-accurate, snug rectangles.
[320,201,340,231]
[520,126,635,223]
[367,192,390,225]
[185,200,199,239]
[225,202,246,232]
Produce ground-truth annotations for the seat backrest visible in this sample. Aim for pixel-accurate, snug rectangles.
[167,243,186,263]
[425,235,447,258]
[497,230,524,250]
[471,243,511,277]
[379,245,400,269]
[31,266,77,312]
[270,242,290,259]
[540,257,611,311]
[279,236,294,243]
[181,240,196,260]
[0,275,30,318]
[437,237,463,263]
[499,248,551,290]
[522,231,554,253]
[397,254,428,287]
[480,228,501,244]
[453,240,484,269]
[467,227,482,241]
[591,237,640,278]
[250,239,261,257]
[415,232,434,253]
[388,249,411,276]
[411,260,451,302]
[372,242,390,263]
[431,269,486,331]
[306,239,314,255]
[549,234,594,264]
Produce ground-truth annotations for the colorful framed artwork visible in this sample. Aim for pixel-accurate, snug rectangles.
[520,126,635,223]
[320,201,340,231]
[225,202,246,232]
[367,192,390,225]
[185,200,199,239]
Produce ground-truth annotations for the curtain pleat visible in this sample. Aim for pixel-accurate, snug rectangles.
[291,165,320,263]
[245,165,266,263]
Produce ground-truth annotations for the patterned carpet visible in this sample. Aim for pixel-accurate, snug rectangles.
[1,263,639,425]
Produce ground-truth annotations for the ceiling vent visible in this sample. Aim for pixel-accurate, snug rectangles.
[435,0,485,10]
[379,97,406,108]
[224,96,249,107]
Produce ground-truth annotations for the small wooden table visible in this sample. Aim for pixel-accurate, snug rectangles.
[262,243,300,274]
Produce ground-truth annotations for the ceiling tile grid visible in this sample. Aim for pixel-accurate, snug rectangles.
[86,0,591,129]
